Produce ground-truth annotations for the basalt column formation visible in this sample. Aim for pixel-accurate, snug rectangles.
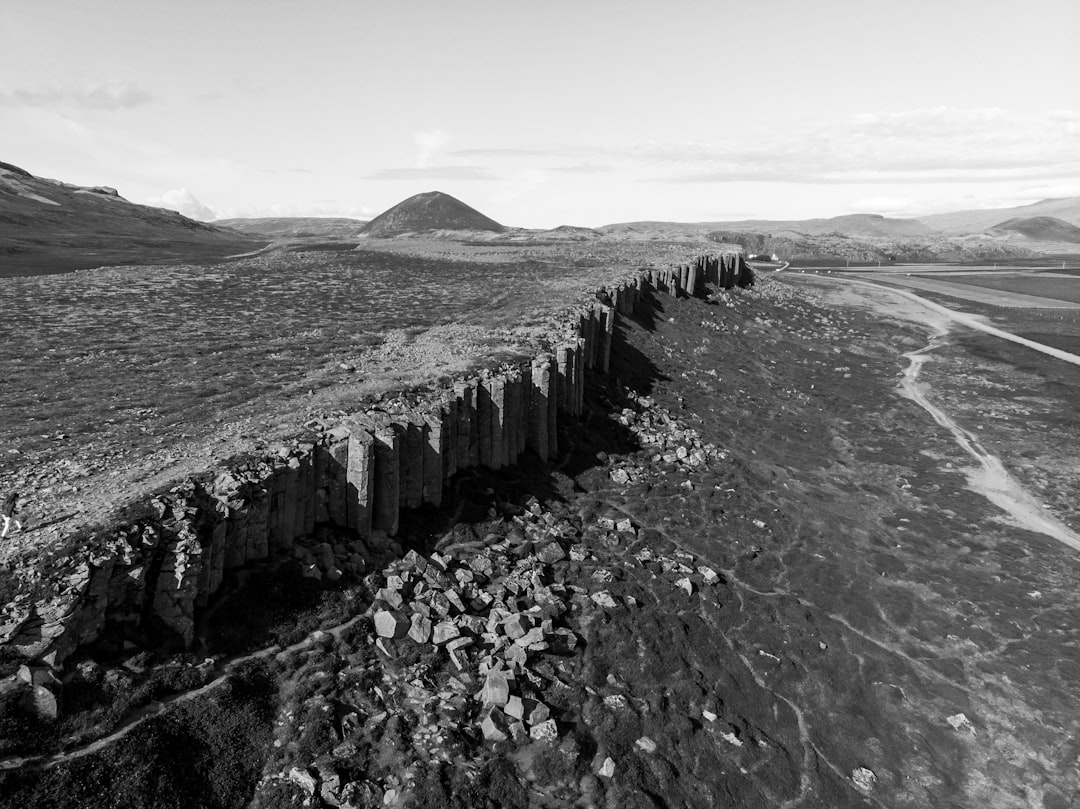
[0,254,748,706]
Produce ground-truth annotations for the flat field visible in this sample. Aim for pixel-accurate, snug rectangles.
[914,271,1080,304]
[0,240,698,562]
[837,272,1080,309]
[848,276,1080,356]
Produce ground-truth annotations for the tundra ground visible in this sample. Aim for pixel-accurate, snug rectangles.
[3,273,1079,808]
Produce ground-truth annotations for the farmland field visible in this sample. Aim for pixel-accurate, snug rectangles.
[916,272,1080,304]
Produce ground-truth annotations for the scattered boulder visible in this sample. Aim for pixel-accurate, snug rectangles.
[287,767,318,796]
[374,609,410,639]
[635,736,657,753]
[408,613,432,644]
[590,591,618,609]
[851,767,877,793]
[530,718,558,742]
[481,707,509,742]
[481,669,511,707]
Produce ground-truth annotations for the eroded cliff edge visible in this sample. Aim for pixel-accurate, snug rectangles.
[0,255,751,705]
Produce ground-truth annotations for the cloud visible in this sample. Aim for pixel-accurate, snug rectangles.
[364,166,498,181]
[449,147,568,159]
[629,108,1080,185]
[550,163,613,174]
[212,201,377,219]
[145,188,219,221]
[413,129,449,168]
[1015,181,1080,200]
[845,196,917,215]
[0,81,153,110]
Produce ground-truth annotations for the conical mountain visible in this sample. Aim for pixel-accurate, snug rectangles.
[361,191,504,237]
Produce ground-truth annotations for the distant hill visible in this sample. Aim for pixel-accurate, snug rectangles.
[0,161,262,277]
[987,216,1080,243]
[917,198,1080,235]
[700,213,935,239]
[521,225,603,242]
[789,213,936,238]
[216,217,369,239]
[598,213,934,240]
[360,191,504,238]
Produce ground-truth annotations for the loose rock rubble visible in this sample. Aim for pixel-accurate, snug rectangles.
[255,458,730,807]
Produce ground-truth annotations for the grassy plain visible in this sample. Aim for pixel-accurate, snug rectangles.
[0,240,698,564]
[917,272,1080,304]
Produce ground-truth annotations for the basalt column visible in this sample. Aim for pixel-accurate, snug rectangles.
[737,254,755,288]
[321,428,350,528]
[400,416,425,510]
[371,420,401,536]
[454,379,479,471]
[503,367,522,464]
[574,338,586,415]
[600,304,614,373]
[442,396,459,480]
[422,408,445,508]
[687,261,699,297]
[477,377,494,468]
[346,428,375,539]
[556,345,574,415]
[293,445,315,541]
[487,375,506,469]
[528,355,552,462]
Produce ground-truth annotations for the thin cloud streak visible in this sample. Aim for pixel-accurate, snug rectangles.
[0,82,153,110]
[364,166,498,181]
[653,166,1080,185]
[550,163,614,174]
[449,147,570,159]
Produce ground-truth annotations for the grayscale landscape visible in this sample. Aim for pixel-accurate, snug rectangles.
[2,3,1079,808]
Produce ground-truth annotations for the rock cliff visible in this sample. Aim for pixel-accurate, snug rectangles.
[0,254,752,712]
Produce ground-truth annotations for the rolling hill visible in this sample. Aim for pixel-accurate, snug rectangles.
[360,191,504,238]
[597,213,936,240]
[987,216,1080,243]
[0,161,262,277]
[916,197,1080,235]
[215,217,369,239]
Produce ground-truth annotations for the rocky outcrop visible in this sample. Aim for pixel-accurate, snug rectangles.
[0,254,741,709]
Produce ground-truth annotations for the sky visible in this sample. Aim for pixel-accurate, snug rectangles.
[2,0,1078,228]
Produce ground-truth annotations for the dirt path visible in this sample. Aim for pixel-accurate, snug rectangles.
[899,326,1080,551]
[0,609,371,772]
[838,276,1080,363]
[813,275,1080,551]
